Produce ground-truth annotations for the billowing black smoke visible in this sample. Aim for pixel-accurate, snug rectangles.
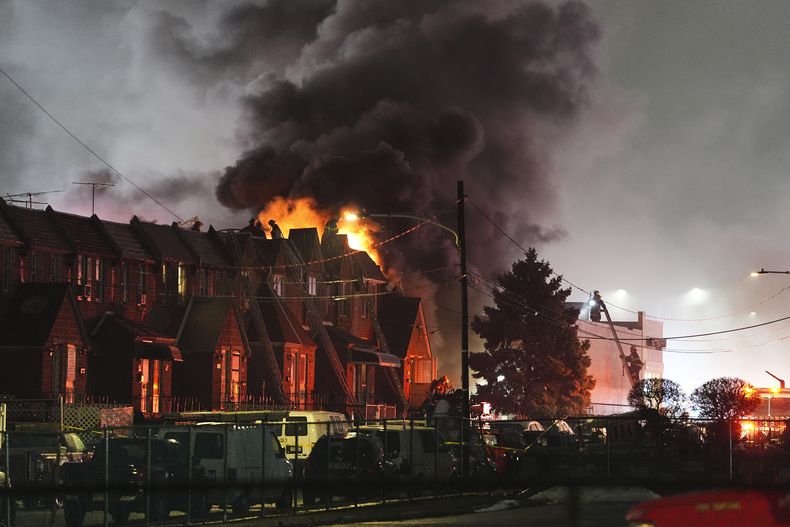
[154,0,600,379]
[208,0,598,261]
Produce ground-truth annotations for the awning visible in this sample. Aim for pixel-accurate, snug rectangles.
[350,347,401,367]
[133,339,183,362]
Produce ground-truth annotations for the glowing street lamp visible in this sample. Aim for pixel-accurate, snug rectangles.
[751,268,790,277]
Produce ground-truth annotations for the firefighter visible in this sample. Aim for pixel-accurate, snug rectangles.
[268,219,284,239]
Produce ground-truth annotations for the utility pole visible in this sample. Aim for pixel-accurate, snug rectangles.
[457,180,470,480]
[71,181,115,215]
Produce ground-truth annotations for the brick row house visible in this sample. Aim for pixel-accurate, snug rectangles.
[0,198,436,418]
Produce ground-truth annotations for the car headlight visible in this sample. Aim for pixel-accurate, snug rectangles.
[627,523,655,527]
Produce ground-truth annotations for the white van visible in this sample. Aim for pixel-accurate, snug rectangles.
[357,425,458,485]
[156,424,293,515]
[264,411,348,463]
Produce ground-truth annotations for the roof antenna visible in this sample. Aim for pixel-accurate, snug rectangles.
[71,181,115,215]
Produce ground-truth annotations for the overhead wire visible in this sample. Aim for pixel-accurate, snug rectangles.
[0,64,184,222]
[466,197,790,324]
[466,270,790,354]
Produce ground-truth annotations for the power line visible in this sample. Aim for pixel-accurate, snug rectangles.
[467,197,790,324]
[0,64,184,221]
[472,272,790,354]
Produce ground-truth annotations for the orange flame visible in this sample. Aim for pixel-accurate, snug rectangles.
[256,197,382,264]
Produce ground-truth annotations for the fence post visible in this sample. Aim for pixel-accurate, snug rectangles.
[354,418,360,508]
[104,429,109,527]
[4,431,10,527]
[294,425,299,513]
[222,425,228,523]
[382,419,387,504]
[260,424,266,519]
[408,418,414,499]
[146,427,151,527]
[729,419,733,482]
[606,417,611,480]
[186,425,193,525]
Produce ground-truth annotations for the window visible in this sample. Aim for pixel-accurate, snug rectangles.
[195,433,224,459]
[30,253,38,282]
[120,262,129,303]
[18,254,25,283]
[177,263,186,300]
[308,275,317,296]
[272,274,284,296]
[338,282,350,317]
[94,258,104,302]
[284,417,308,437]
[137,264,145,300]
[198,268,215,296]
[50,254,59,282]
[65,345,76,402]
[219,347,242,407]
[1,247,13,292]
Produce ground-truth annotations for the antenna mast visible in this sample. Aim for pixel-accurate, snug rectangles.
[71,181,115,215]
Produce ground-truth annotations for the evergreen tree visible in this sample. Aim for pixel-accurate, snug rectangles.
[470,248,594,417]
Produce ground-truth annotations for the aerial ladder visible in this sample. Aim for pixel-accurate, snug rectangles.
[589,290,644,387]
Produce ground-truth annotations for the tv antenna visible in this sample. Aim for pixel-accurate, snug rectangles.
[71,181,115,215]
[4,190,63,209]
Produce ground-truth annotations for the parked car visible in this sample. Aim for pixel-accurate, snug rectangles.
[61,437,208,527]
[0,470,16,527]
[357,425,458,490]
[156,423,293,515]
[626,488,790,526]
[302,432,398,505]
[482,429,526,477]
[4,431,87,509]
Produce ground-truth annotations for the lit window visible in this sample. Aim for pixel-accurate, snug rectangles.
[273,274,284,296]
[308,275,317,296]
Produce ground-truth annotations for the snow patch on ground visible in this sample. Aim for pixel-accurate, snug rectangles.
[527,486,659,504]
[475,499,521,513]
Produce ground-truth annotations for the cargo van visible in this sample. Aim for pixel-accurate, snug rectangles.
[156,424,292,515]
[264,411,348,464]
[357,425,458,485]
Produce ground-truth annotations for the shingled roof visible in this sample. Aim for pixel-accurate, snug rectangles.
[0,202,23,247]
[2,205,71,253]
[0,283,87,348]
[248,283,316,347]
[176,227,232,267]
[379,296,422,359]
[176,297,248,355]
[131,217,196,263]
[288,228,323,269]
[100,220,155,262]
[48,209,118,258]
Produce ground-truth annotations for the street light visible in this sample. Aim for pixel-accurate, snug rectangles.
[361,182,471,480]
[751,268,790,277]
[361,211,460,247]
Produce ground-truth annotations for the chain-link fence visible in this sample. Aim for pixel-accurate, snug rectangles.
[0,414,786,526]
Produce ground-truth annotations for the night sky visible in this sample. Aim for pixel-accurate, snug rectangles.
[2,1,790,393]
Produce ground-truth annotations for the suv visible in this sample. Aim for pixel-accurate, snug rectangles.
[302,432,397,505]
[62,437,207,527]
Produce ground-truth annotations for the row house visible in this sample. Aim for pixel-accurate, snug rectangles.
[0,198,436,417]
[377,296,437,408]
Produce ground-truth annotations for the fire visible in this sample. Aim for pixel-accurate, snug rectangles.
[256,197,381,264]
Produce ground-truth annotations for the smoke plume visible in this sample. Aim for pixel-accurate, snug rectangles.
[153,0,601,379]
